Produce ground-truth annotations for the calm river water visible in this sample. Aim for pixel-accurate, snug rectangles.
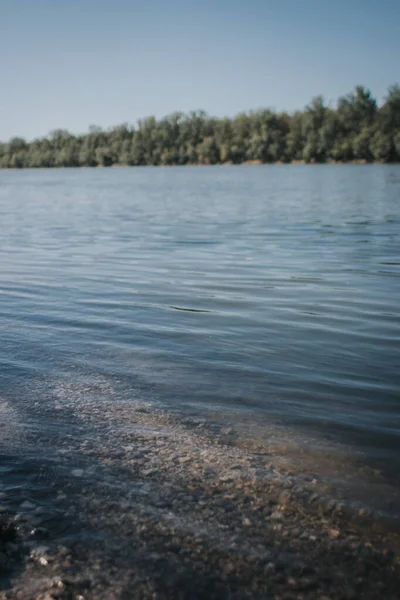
[0,165,399,523]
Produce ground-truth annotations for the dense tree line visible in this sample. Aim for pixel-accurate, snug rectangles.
[1,85,399,168]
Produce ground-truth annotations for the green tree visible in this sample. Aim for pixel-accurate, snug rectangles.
[95,147,113,167]
[1,83,398,168]
[302,96,327,162]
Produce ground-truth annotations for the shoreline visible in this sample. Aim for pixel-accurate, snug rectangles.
[1,399,399,599]
[1,160,400,171]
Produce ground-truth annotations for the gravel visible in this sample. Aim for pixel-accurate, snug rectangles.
[1,401,399,599]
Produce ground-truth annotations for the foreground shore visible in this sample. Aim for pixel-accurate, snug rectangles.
[1,399,400,599]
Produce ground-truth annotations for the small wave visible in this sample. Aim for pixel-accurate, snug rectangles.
[169,306,212,313]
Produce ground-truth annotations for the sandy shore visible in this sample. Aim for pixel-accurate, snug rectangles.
[1,399,400,599]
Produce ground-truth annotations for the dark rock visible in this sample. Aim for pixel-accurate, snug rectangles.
[0,518,17,543]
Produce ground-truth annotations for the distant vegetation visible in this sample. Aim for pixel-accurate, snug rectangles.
[1,85,400,168]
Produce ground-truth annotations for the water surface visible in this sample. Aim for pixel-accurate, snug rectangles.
[0,165,399,516]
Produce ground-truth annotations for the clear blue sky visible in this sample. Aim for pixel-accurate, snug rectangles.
[0,0,399,140]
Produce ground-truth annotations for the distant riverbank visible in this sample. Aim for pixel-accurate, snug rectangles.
[108,158,385,166]
[1,84,399,169]
[1,159,397,170]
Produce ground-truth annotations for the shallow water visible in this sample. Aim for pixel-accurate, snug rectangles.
[0,165,400,522]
